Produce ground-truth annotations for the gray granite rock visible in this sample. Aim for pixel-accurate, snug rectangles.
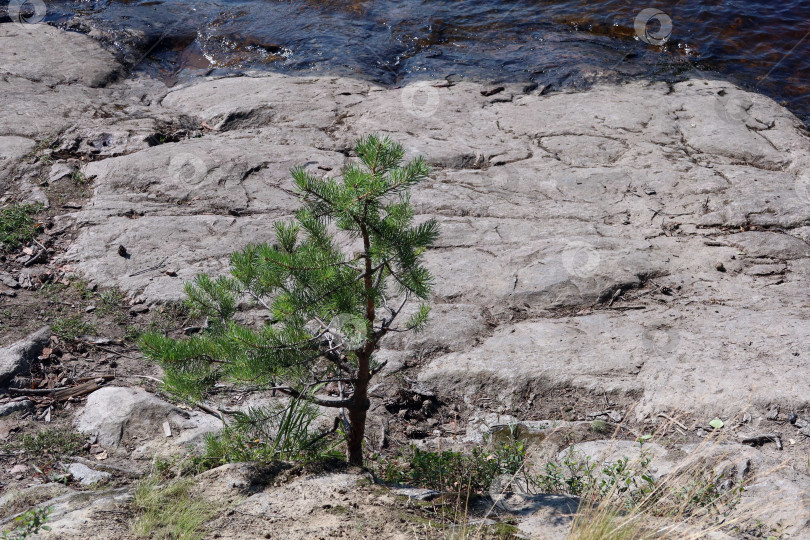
[67,463,111,486]
[74,386,222,456]
[0,23,120,87]
[0,327,49,387]
[53,71,810,421]
[3,20,810,540]
[0,399,33,417]
[0,136,34,184]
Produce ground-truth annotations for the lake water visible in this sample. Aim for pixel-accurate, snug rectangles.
[6,0,810,123]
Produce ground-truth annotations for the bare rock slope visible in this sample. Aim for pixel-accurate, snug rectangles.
[55,61,810,422]
[2,21,810,540]
[3,21,803,420]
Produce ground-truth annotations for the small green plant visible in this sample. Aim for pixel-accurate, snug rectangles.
[11,428,86,467]
[196,399,339,470]
[567,436,750,540]
[145,301,190,334]
[24,138,52,163]
[37,282,69,303]
[124,325,143,342]
[97,288,127,315]
[71,277,95,300]
[1,506,52,539]
[97,287,129,325]
[375,439,528,495]
[70,171,89,185]
[52,316,96,341]
[666,467,743,518]
[131,477,216,540]
[590,419,611,435]
[0,203,41,251]
[536,447,656,508]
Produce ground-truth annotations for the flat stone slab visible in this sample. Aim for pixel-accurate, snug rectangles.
[0,23,120,87]
[74,386,221,455]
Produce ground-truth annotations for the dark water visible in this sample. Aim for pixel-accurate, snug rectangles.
[5,0,810,123]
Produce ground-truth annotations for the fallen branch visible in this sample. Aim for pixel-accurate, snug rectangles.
[88,344,139,360]
[126,374,163,384]
[53,380,103,401]
[196,402,226,423]
[75,375,116,384]
[657,413,688,431]
[23,248,47,267]
[9,387,66,395]
[741,433,782,450]
[8,376,114,397]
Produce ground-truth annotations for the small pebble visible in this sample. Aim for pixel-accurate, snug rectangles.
[715,262,726,272]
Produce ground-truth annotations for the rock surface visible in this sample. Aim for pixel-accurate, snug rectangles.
[58,68,810,420]
[3,25,808,421]
[0,24,120,87]
[21,488,132,538]
[66,463,111,486]
[0,399,32,418]
[74,386,221,455]
[2,22,810,538]
[0,327,49,387]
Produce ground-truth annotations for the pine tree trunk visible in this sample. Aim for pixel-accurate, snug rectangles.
[347,347,371,466]
[347,402,367,466]
[346,222,374,467]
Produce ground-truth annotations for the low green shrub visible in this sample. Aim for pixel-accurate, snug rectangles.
[192,399,341,472]
[52,316,96,341]
[131,477,214,540]
[10,428,86,467]
[1,506,52,539]
[374,437,528,494]
[0,203,41,251]
[536,448,656,507]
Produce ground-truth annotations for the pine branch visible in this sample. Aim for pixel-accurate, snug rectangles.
[273,386,355,408]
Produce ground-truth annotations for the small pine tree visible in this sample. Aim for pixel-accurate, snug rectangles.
[139,135,438,466]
